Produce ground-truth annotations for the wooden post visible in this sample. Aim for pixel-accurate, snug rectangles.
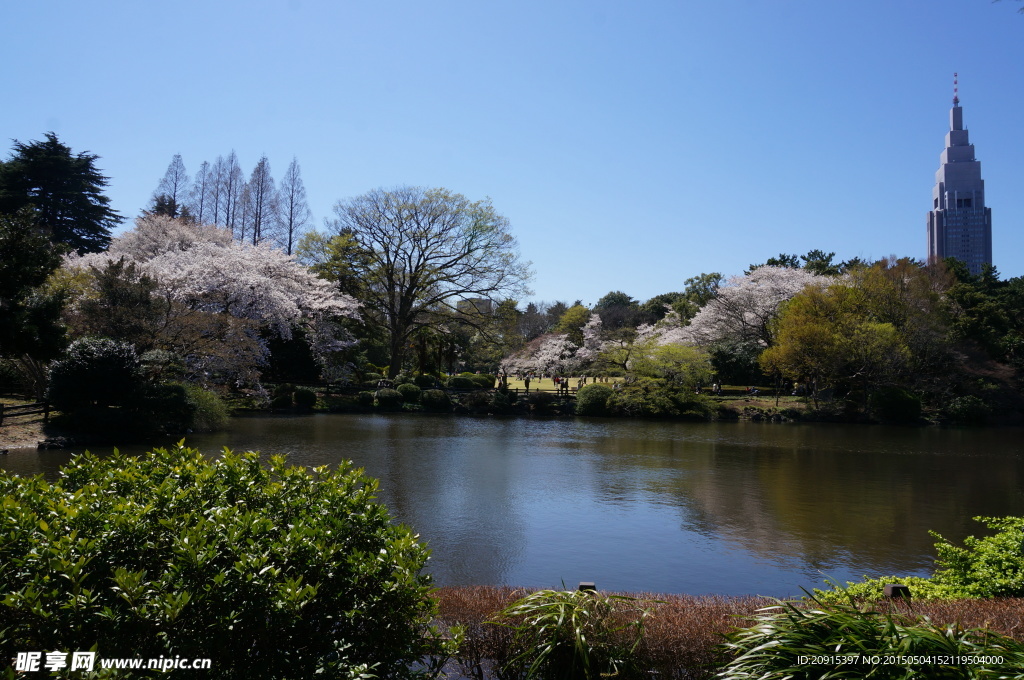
[0,403,4,426]
[44,402,50,423]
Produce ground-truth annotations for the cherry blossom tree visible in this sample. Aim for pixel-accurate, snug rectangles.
[682,266,824,348]
[500,333,579,376]
[64,216,359,382]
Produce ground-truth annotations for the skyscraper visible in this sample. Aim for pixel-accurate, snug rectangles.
[926,76,992,275]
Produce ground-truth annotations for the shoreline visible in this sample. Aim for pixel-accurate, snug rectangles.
[2,401,1015,454]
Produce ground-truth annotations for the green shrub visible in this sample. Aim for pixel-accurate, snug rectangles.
[944,395,991,425]
[421,389,452,412]
[293,386,317,409]
[869,386,922,423]
[576,384,612,416]
[492,589,652,680]
[447,376,476,389]
[375,387,404,410]
[472,374,496,389]
[46,337,144,412]
[815,575,966,603]
[933,516,1024,598]
[459,390,492,414]
[357,390,375,407]
[397,383,422,403]
[718,592,1024,679]
[271,393,293,410]
[604,379,715,420]
[489,390,518,414]
[414,374,440,389]
[817,516,1024,602]
[0,445,445,679]
[182,383,230,431]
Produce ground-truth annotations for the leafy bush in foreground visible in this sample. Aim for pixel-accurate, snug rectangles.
[718,593,1024,679]
[0,445,442,679]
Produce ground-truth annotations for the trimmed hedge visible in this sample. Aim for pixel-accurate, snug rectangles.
[396,383,422,403]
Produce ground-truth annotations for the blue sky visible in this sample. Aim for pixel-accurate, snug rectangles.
[4,0,1022,305]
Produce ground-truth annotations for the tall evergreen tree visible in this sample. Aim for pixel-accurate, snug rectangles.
[0,132,122,253]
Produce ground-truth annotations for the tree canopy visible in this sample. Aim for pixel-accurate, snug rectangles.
[328,186,532,377]
[0,132,121,253]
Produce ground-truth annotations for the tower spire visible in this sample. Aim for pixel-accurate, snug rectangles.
[953,72,959,107]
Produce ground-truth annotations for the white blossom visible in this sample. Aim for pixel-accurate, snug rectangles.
[682,266,824,347]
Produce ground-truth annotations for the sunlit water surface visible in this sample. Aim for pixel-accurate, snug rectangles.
[4,414,1024,596]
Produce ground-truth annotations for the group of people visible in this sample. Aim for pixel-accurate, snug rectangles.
[508,372,611,394]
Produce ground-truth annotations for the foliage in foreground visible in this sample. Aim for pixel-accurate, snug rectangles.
[490,588,655,680]
[817,516,1024,602]
[0,444,444,679]
[717,592,1024,679]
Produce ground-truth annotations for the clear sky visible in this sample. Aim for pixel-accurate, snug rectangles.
[4,0,1022,306]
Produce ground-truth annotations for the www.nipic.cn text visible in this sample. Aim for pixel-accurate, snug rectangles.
[13,651,212,672]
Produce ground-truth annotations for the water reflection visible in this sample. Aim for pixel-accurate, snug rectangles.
[3,415,1023,595]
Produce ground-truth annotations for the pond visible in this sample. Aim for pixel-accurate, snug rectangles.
[4,414,1024,596]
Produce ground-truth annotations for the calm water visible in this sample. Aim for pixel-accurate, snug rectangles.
[4,414,1024,596]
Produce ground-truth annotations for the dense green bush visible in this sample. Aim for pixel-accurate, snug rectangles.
[271,393,294,409]
[375,387,404,410]
[414,374,440,389]
[944,395,992,425]
[604,379,714,420]
[293,386,317,409]
[397,383,422,403]
[458,390,492,414]
[182,383,230,431]
[869,386,922,423]
[46,337,145,412]
[575,384,613,416]
[471,374,496,389]
[421,389,452,412]
[492,589,652,680]
[718,593,1024,679]
[357,390,375,407]
[447,376,477,389]
[489,390,518,414]
[0,445,445,679]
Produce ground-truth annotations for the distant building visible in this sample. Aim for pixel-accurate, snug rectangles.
[456,298,493,316]
[926,81,992,275]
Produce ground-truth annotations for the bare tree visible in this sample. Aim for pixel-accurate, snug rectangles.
[243,155,278,246]
[220,151,244,238]
[189,160,211,224]
[154,154,189,205]
[329,186,533,377]
[278,157,311,255]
